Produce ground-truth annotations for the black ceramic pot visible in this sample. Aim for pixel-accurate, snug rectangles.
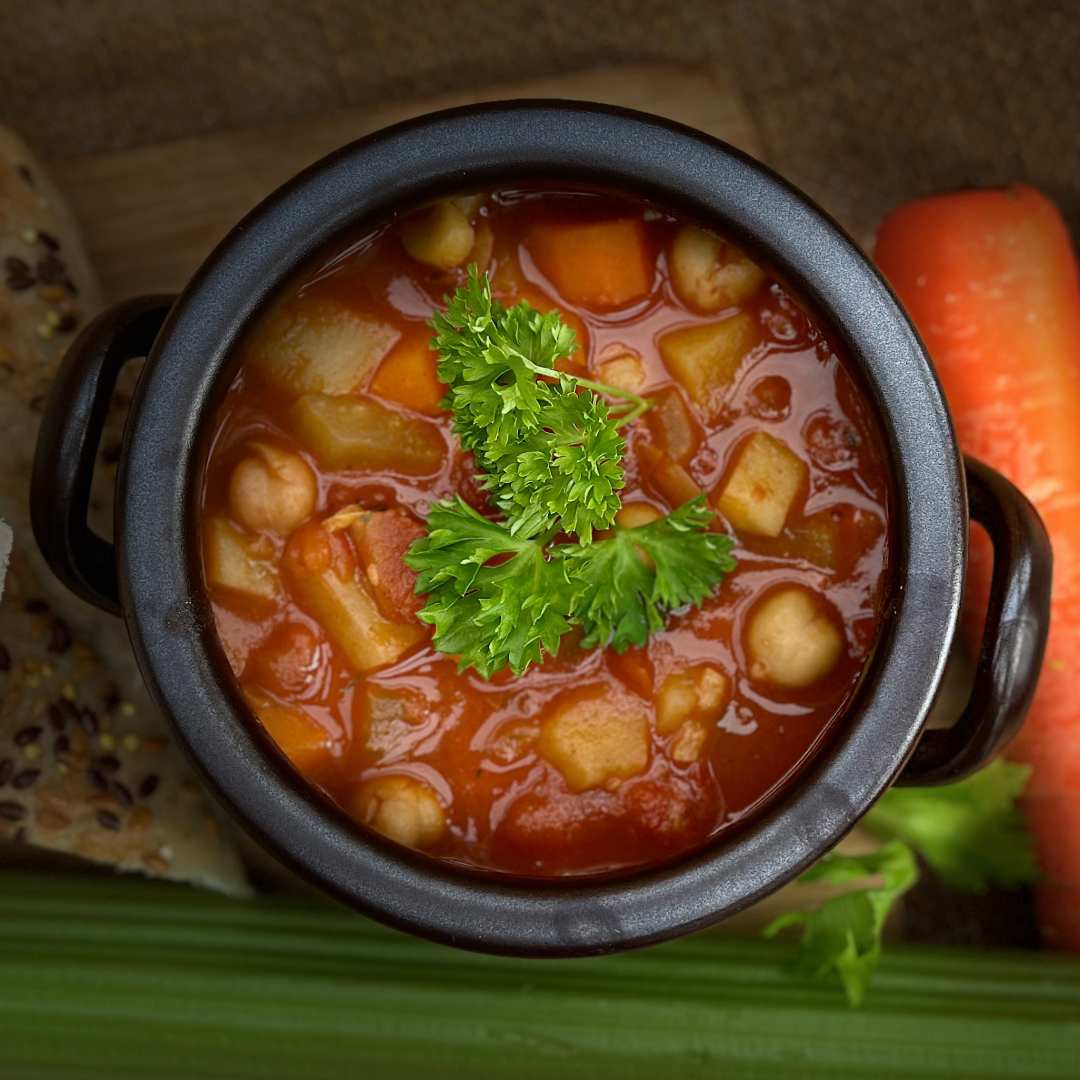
[31,102,1052,957]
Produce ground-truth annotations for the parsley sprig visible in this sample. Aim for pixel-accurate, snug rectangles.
[406,268,736,677]
[766,758,1040,1006]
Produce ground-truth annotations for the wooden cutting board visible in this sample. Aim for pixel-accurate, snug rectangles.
[46,64,763,306]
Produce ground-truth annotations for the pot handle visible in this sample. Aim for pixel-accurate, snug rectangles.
[30,295,177,616]
[897,456,1052,786]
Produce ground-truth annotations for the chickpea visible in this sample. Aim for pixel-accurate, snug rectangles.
[401,201,475,270]
[230,443,317,534]
[596,348,646,394]
[351,775,446,850]
[746,587,843,689]
[670,225,765,313]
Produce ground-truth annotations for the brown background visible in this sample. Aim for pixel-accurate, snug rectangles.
[2,0,1078,246]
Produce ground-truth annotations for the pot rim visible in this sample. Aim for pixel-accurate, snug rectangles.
[117,100,964,957]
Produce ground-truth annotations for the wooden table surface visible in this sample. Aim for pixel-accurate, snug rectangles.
[47,64,760,305]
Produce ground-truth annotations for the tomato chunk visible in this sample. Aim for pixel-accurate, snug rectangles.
[348,509,426,621]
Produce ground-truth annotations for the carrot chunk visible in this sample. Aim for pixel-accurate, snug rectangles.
[526,218,653,310]
[244,689,334,776]
[369,334,446,417]
[348,509,426,622]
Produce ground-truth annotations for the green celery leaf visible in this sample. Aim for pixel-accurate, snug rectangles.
[764,840,919,1007]
[404,497,578,678]
[864,758,1040,892]
[562,495,736,651]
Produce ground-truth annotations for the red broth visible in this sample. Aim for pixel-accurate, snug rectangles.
[201,188,892,877]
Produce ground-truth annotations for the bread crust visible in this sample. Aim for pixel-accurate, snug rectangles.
[0,127,247,894]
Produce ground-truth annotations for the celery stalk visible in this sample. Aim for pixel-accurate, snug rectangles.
[1,871,1078,1080]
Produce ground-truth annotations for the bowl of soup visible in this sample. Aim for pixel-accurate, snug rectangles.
[31,102,1051,955]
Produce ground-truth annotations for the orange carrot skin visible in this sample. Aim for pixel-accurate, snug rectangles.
[875,184,1080,950]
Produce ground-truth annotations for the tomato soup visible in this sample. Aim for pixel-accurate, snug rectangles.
[201,188,892,877]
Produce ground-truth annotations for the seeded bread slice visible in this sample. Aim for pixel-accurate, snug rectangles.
[0,127,247,894]
[0,548,248,892]
[0,521,10,599]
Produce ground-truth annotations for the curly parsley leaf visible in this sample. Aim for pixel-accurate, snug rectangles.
[432,266,576,458]
[560,495,736,651]
[864,758,1040,892]
[403,497,577,678]
[411,271,737,677]
[485,382,626,542]
[763,840,919,1008]
[432,267,627,542]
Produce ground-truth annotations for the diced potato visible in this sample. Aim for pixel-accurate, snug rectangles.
[656,674,698,735]
[658,312,757,416]
[695,666,730,712]
[401,201,475,270]
[348,508,426,622]
[718,432,807,538]
[369,335,446,417]
[291,393,445,474]
[615,502,664,568]
[671,721,709,763]
[283,521,425,673]
[656,665,731,734]
[615,502,663,530]
[351,775,445,850]
[648,387,699,464]
[595,348,645,394]
[527,218,653,310]
[248,296,400,397]
[746,587,843,689]
[203,517,281,602]
[670,225,765,313]
[229,443,317,534]
[538,691,649,792]
[244,689,333,774]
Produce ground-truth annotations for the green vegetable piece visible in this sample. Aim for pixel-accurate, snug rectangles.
[7,871,1080,1079]
[561,495,736,651]
[764,840,919,1008]
[865,758,1041,892]
[404,497,577,678]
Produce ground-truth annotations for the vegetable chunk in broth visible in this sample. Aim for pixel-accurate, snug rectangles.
[201,188,892,877]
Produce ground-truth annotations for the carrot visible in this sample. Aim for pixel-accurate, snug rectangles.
[526,218,653,309]
[875,184,1080,951]
[244,690,334,775]
[369,333,445,417]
